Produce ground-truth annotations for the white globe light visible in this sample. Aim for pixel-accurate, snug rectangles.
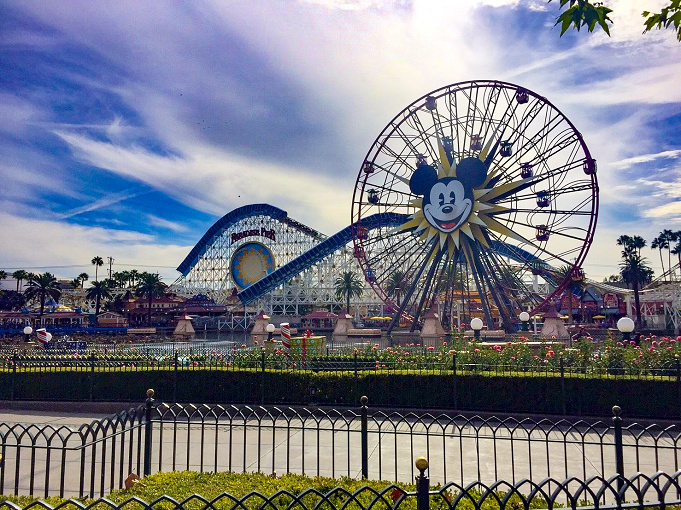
[470,318,484,331]
[266,323,275,333]
[23,326,33,335]
[46,332,52,342]
[519,312,530,322]
[617,317,635,333]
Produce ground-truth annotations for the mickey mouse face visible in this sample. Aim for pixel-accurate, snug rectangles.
[423,179,472,233]
[409,156,488,234]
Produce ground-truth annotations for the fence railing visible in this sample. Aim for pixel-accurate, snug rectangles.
[2,465,681,510]
[2,391,680,500]
[3,351,680,380]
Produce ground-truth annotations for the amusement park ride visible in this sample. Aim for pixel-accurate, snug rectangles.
[173,80,602,333]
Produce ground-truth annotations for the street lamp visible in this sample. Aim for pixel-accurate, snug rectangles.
[23,326,33,343]
[266,323,275,342]
[470,318,483,340]
[519,311,530,331]
[617,317,635,341]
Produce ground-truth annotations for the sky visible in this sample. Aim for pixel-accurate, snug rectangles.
[0,0,680,288]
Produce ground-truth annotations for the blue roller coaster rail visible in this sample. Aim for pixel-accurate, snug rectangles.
[237,212,405,305]
[178,203,585,307]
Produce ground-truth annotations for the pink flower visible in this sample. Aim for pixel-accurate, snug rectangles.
[543,359,548,364]
[211,349,216,354]
[443,341,447,346]
[511,356,516,361]
[546,350,554,357]
[594,354,599,359]
[474,348,480,353]
[428,346,435,351]
[630,341,636,346]
[241,344,246,348]
[448,350,455,355]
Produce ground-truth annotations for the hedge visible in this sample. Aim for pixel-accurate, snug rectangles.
[0,368,677,419]
[0,470,556,510]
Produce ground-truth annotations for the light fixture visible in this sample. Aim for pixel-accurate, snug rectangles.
[470,318,483,340]
[519,312,530,331]
[617,317,635,341]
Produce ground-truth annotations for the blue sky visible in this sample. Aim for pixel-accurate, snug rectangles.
[0,0,680,286]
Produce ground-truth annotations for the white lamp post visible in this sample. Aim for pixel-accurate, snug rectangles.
[266,323,275,342]
[617,317,635,341]
[519,311,530,332]
[470,318,483,340]
[23,325,33,343]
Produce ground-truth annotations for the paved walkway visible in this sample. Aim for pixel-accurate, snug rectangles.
[1,408,679,499]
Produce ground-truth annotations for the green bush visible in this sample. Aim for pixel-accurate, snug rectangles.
[0,470,554,510]
[0,367,676,418]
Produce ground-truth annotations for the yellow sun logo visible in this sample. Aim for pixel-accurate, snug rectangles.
[399,134,532,263]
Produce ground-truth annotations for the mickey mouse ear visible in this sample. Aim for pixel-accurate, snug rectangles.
[409,163,438,196]
[455,157,488,189]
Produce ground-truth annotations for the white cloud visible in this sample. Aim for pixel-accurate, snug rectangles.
[59,188,145,219]
[644,201,681,218]
[611,149,681,170]
[146,215,188,233]
[0,212,189,282]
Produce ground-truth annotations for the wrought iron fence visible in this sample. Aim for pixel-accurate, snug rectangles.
[1,467,681,510]
[2,391,680,500]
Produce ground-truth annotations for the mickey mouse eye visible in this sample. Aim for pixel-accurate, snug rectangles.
[438,193,445,206]
[449,191,456,202]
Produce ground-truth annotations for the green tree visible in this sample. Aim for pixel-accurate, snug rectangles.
[70,277,82,289]
[0,290,26,311]
[78,272,89,289]
[86,280,113,317]
[0,270,7,285]
[334,271,364,314]
[24,272,62,317]
[12,270,28,292]
[129,269,140,287]
[135,273,166,326]
[550,0,681,41]
[91,256,104,281]
[554,264,582,325]
[620,251,654,328]
[386,270,410,307]
[672,240,681,273]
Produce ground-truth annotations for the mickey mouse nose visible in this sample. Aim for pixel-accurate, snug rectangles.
[442,205,453,214]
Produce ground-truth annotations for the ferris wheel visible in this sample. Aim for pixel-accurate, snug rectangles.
[351,80,598,332]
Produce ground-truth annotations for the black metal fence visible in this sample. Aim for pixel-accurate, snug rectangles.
[2,468,681,510]
[2,392,680,500]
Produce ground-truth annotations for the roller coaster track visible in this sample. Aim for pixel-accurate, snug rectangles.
[237,212,564,305]
[237,212,405,305]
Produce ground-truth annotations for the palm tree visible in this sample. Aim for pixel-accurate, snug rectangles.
[631,235,647,256]
[334,271,364,314]
[620,252,654,328]
[12,270,28,292]
[672,241,681,275]
[91,256,104,281]
[71,278,82,290]
[651,234,668,276]
[555,265,578,325]
[129,269,140,287]
[386,270,410,306]
[78,273,89,289]
[616,235,633,251]
[135,273,166,325]
[86,280,113,317]
[0,270,7,285]
[24,272,62,317]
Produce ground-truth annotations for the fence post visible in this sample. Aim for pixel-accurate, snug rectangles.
[89,353,96,402]
[612,405,624,492]
[452,354,458,411]
[173,351,178,403]
[354,353,358,379]
[676,358,681,417]
[143,388,155,477]
[415,457,430,510]
[11,350,17,401]
[260,350,266,404]
[360,395,368,479]
[560,357,566,415]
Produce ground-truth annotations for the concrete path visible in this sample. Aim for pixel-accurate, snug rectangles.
[1,408,678,499]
